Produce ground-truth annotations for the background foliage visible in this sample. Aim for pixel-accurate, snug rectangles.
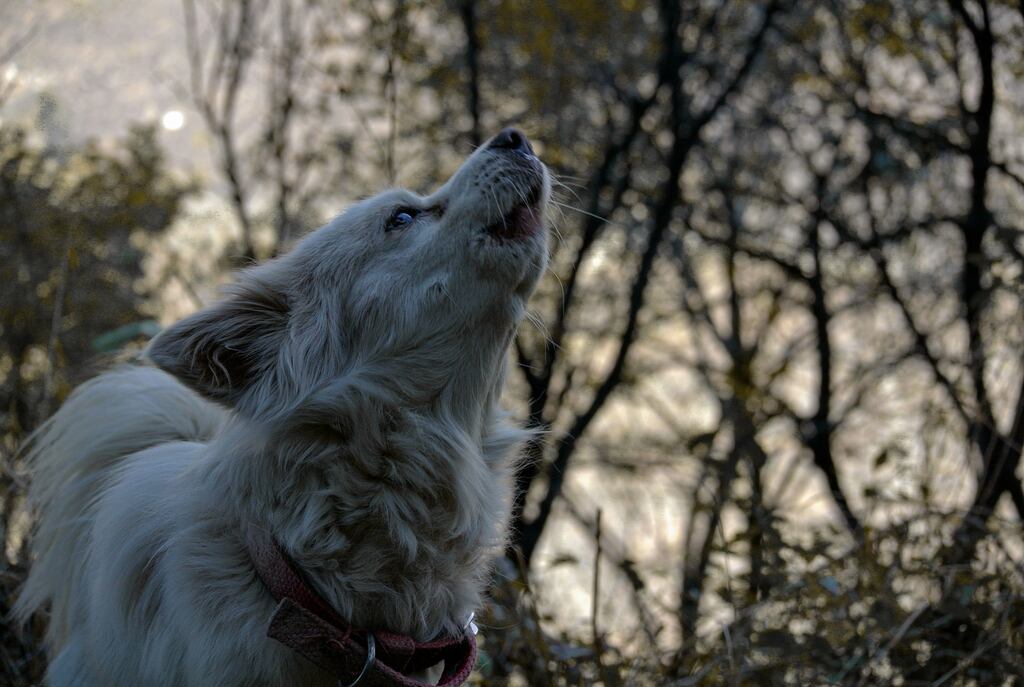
[2,1,1024,685]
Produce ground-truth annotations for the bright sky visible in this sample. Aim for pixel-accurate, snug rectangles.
[1,0,207,171]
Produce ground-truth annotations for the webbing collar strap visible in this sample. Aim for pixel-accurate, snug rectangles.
[245,525,477,687]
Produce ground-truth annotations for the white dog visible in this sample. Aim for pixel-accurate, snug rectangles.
[16,128,549,687]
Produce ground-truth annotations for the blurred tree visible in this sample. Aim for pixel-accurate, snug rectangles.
[658,0,1024,680]
[0,102,192,685]
[180,0,476,261]
[1,117,192,444]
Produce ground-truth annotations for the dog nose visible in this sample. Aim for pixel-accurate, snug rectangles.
[489,128,534,155]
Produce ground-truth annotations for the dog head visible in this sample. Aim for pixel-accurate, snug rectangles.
[148,129,550,421]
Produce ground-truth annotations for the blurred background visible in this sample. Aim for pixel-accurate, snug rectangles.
[2,1,1023,684]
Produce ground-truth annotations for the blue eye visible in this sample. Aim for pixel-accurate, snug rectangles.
[386,208,419,231]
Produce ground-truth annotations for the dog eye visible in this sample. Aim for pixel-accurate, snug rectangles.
[386,208,420,232]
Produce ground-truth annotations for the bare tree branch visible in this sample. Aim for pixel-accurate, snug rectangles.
[515,0,782,564]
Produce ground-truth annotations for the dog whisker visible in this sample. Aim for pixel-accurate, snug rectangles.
[548,199,617,227]
[551,175,585,204]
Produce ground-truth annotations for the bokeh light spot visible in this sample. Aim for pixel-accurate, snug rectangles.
[161,110,184,131]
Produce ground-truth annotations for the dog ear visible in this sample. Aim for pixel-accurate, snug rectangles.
[147,281,290,405]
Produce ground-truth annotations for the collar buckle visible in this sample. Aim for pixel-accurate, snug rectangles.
[337,632,375,687]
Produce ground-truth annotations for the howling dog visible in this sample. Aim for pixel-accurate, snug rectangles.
[17,128,549,686]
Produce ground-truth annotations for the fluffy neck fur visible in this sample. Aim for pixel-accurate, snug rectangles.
[199,324,526,642]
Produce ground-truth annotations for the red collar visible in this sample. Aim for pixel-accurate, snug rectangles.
[245,525,477,687]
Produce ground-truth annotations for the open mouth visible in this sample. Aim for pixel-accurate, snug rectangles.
[485,182,544,241]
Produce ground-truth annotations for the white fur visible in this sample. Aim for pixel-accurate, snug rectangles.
[17,137,550,686]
